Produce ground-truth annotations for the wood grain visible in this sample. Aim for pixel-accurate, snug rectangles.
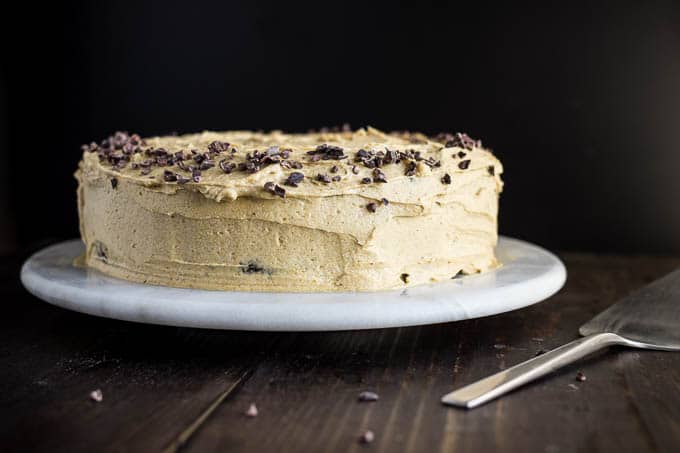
[0,252,678,452]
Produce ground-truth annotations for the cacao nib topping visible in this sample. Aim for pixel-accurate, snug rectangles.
[307,144,347,160]
[208,140,230,154]
[372,168,387,183]
[487,165,495,176]
[113,131,130,149]
[140,146,190,169]
[90,132,146,167]
[122,142,136,154]
[422,157,441,168]
[443,132,481,150]
[87,131,469,196]
[239,147,286,173]
[400,273,410,283]
[284,171,305,187]
[240,260,266,274]
[163,170,177,182]
[176,174,191,184]
[366,202,378,213]
[193,152,209,164]
[82,142,99,153]
[384,149,399,164]
[381,198,389,206]
[356,149,371,160]
[316,173,332,184]
[156,157,171,168]
[264,181,286,198]
[354,147,432,178]
[354,148,387,169]
[404,161,417,176]
[198,160,215,171]
[94,241,108,260]
[280,160,303,169]
[148,147,169,157]
[238,161,259,173]
[219,159,236,174]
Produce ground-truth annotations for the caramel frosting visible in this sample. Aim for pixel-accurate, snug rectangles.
[76,127,503,292]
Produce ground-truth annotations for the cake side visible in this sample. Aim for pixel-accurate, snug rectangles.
[76,127,503,292]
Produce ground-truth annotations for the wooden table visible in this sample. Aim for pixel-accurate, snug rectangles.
[1,250,679,452]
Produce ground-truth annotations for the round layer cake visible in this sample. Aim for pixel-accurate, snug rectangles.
[75,127,503,292]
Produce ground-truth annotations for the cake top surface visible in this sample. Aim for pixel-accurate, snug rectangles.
[78,126,502,203]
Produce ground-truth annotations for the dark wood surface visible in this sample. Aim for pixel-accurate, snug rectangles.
[1,250,680,453]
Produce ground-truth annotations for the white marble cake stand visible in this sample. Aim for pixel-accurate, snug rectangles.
[20,237,566,331]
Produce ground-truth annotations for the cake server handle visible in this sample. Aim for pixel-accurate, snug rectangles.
[440,332,627,409]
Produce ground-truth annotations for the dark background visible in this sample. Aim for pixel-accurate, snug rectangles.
[1,1,679,256]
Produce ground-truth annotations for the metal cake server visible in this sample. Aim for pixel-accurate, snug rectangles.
[442,268,680,409]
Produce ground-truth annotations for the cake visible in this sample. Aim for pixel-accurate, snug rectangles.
[76,126,503,292]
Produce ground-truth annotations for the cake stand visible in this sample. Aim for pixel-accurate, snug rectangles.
[20,236,566,331]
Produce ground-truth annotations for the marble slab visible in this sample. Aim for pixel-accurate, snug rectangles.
[20,236,566,331]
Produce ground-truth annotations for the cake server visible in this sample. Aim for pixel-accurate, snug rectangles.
[441,268,680,409]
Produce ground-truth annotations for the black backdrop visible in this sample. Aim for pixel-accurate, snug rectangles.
[2,1,679,255]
